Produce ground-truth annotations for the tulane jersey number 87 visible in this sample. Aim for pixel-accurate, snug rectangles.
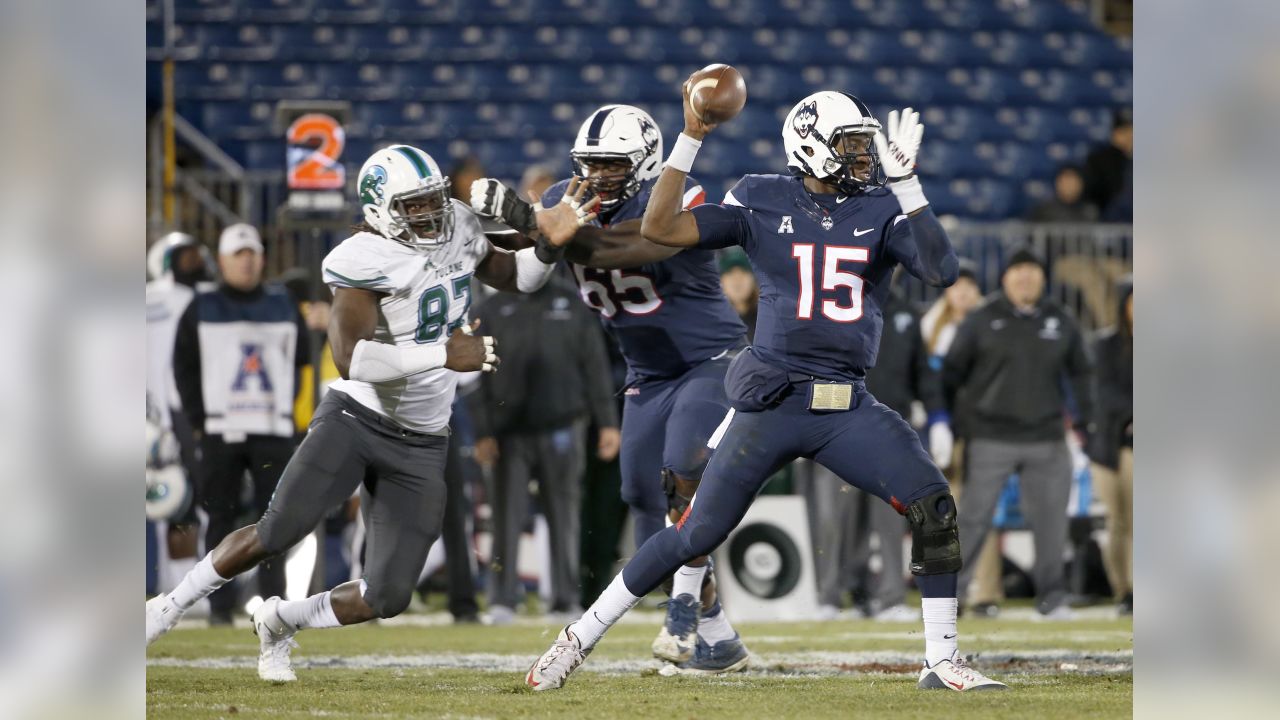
[416,274,473,343]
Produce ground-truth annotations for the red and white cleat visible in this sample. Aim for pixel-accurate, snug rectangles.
[918,653,1007,691]
[526,625,590,691]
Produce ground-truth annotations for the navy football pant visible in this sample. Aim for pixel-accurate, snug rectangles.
[622,385,953,597]
[619,356,733,548]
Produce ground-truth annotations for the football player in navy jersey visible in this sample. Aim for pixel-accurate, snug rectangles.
[525,85,1007,692]
[470,105,751,673]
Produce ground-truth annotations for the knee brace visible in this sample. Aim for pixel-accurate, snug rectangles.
[661,469,699,519]
[905,489,962,576]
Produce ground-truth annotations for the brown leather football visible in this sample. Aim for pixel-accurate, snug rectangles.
[686,63,747,124]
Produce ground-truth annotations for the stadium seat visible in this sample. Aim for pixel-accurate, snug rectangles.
[165,0,1130,220]
[1011,0,1095,33]
[382,0,460,25]
[244,62,323,101]
[200,102,277,141]
[174,0,238,23]
[986,30,1065,68]
[311,0,387,25]
[202,24,279,62]
[1059,32,1134,70]
[275,25,357,62]
[529,0,608,26]
[315,63,398,102]
[454,0,535,25]
[1067,106,1116,144]
[237,0,316,24]
[350,26,429,62]
[908,30,990,67]
[173,62,246,101]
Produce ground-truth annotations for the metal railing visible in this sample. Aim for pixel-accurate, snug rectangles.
[898,221,1132,332]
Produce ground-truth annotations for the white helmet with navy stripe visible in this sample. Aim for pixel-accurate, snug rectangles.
[783,91,883,194]
[571,104,663,211]
[357,144,454,249]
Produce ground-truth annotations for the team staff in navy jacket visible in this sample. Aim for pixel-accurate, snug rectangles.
[174,224,308,624]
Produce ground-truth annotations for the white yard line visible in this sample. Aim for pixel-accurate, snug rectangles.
[149,649,1132,677]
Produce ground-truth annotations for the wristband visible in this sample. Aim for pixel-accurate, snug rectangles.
[515,245,556,292]
[887,175,928,214]
[534,235,566,264]
[665,133,703,174]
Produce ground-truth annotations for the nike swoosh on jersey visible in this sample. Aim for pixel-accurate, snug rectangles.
[853,228,875,236]
[836,195,849,204]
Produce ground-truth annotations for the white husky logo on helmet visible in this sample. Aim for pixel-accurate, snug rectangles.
[792,101,819,139]
[638,116,660,155]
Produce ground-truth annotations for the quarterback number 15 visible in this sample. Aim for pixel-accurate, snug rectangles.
[791,245,868,322]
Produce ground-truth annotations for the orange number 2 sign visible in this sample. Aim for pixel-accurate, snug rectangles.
[286,113,346,190]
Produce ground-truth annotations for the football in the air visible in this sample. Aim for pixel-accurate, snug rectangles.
[686,63,747,124]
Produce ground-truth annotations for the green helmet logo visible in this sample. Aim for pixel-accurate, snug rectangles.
[359,165,388,205]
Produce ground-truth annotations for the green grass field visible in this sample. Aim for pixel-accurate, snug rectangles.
[147,606,1132,719]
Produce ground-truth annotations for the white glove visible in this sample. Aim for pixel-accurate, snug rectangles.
[928,421,953,470]
[873,108,929,214]
[469,178,507,218]
[469,177,540,236]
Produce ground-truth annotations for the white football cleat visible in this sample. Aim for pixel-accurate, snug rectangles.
[918,653,1007,691]
[146,593,184,646]
[252,596,299,682]
[526,625,590,691]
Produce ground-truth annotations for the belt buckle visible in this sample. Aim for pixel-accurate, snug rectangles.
[808,381,853,412]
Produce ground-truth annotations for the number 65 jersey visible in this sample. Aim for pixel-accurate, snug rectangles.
[322,199,487,433]
[541,176,747,385]
[691,174,941,383]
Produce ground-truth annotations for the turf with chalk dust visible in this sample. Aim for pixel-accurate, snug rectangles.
[147,611,1132,719]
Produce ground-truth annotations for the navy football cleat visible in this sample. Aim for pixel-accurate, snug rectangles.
[660,633,750,676]
[652,593,700,663]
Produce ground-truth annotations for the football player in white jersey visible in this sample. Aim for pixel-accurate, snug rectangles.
[146,144,599,682]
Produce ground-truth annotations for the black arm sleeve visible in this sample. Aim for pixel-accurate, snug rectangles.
[172,300,205,431]
[578,314,620,429]
[887,207,960,288]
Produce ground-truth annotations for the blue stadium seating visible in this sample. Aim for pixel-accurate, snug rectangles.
[150,0,1131,219]
[243,63,323,100]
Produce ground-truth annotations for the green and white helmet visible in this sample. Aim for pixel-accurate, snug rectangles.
[357,144,454,249]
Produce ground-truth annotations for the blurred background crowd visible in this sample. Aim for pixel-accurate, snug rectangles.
[146,0,1132,625]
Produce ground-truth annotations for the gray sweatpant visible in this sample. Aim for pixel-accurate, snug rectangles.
[488,421,586,611]
[958,438,1072,614]
[257,392,449,619]
[803,461,907,610]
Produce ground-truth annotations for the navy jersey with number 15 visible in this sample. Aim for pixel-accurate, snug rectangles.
[541,176,747,384]
[691,173,951,382]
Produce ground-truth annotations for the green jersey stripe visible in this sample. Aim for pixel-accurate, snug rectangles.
[325,268,390,288]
